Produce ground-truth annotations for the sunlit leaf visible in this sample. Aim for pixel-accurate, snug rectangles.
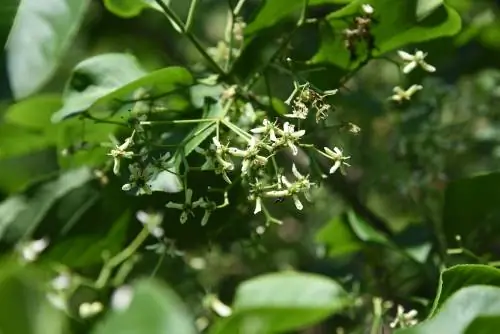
[429,265,500,316]
[396,286,500,334]
[93,279,197,334]
[51,53,148,122]
[0,261,66,334]
[103,0,162,18]
[211,272,351,334]
[0,167,95,244]
[6,0,90,98]
[310,0,461,69]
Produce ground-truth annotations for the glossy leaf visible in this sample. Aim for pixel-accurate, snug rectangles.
[0,167,95,244]
[0,0,20,48]
[347,210,391,245]
[45,210,130,268]
[103,0,162,18]
[93,279,198,334]
[245,0,350,36]
[429,265,500,316]
[211,272,350,334]
[4,95,61,130]
[51,53,148,122]
[0,124,54,159]
[6,0,90,98]
[0,261,66,334]
[52,57,193,122]
[311,0,461,69]
[315,215,362,257]
[396,286,500,334]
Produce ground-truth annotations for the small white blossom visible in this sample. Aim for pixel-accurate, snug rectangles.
[362,4,374,15]
[250,119,277,142]
[389,305,418,328]
[274,122,305,155]
[191,197,216,226]
[121,164,154,195]
[79,301,103,318]
[205,295,232,317]
[285,100,309,119]
[136,211,164,238]
[254,196,262,214]
[389,85,423,102]
[166,188,201,224]
[397,50,436,74]
[19,237,49,262]
[323,147,351,174]
[51,273,71,291]
[111,285,134,312]
[107,135,135,175]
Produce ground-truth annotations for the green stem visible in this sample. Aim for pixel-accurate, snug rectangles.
[153,0,226,78]
[185,0,199,31]
[95,227,151,288]
[141,118,218,125]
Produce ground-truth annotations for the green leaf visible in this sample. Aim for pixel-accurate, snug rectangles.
[46,210,130,268]
[395,286,500,334]
[347,210,391,245]
[0,167,95,244]
[6,0,90,98]
[0,124,54,159]
[52,55,193,122]
[465,316,500,334]
[0,261,66,334]
[245,0,350,36]
[103,0,162,18]
[416,0,443,21]
[0,95,62,159]
[310,0,461,68]
[211,272,350,334]
[429,265,500,317]
[93,279,197,334]
[0,0,20,48]
[442,172,500,249]
[4,95,61,129]
[88,66,193,118]
[315,215,362,257]
[51,53,148,122]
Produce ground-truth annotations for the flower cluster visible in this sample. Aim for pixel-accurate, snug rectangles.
[389,305,419,328]
[343,4,376,61]
[284,82,338,122]
[390,49,436,102]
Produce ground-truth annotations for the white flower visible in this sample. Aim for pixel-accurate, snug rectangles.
[323,147,351,174]
[191,197,216,226]
[19,237,49,262]
[254,196,262,214]
[136,211,164,238]
[79,301,103,318]
[166,188,200,224]
[362,4,374,15]
[397,50,436,74]
[275,122,305,155]
[51,273,71,291]
[111,285,134,312]
[107,135,135,175]
[250,119,277,142]
[389,85,423,102]
[121,164,154,195]
[206,295,232,317]
[389,305,418,328]
[285,100,309,119]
